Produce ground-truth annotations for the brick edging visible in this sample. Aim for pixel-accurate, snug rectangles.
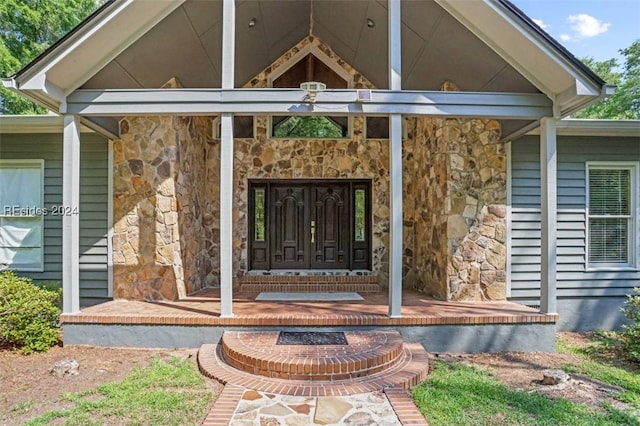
[200,384,244,426]
[384,387,430,425]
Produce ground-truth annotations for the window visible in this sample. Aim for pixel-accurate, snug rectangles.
[0,160,44,271]
[587,163,638,269]
[272,116,348,138]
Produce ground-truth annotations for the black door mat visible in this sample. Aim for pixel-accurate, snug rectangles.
[277,331,348,345]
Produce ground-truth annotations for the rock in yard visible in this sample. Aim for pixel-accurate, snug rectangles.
[50,359,80,378]
[541,369,570,385]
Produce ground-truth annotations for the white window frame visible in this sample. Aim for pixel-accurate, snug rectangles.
[0,159,45,272]
[586,161,639,271]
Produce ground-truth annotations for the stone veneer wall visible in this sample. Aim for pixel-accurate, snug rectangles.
[112,82,217,300]
[232,117,394,283]
[403,80,507,300]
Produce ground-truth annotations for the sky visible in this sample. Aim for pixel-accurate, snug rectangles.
[511,0,640,65]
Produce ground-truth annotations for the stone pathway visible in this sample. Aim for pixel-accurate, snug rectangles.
[229,389,403,425]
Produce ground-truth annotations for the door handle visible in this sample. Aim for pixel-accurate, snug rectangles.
[311,220,316,243]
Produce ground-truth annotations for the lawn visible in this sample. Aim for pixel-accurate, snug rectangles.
[413,332,640,426]
[11,357,212,426]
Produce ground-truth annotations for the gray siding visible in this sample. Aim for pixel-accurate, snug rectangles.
[0,132,110,307]
[510,135,640,325]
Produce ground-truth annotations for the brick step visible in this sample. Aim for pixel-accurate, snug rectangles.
[238,275,380,293]
[238,282,381,293]
[198,332,430,396]
[221,331,404,381]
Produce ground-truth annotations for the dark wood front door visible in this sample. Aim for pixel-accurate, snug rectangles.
[249,180,370,270]
[270,183,349,269]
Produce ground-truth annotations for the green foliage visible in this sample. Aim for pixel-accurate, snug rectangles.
[273,116,346,138]
[412,361,639,426]
[574,39,640,119]
[23,357,212,426]
[0,0,102,114]
[622,287,640,363]
[0,271,61,354]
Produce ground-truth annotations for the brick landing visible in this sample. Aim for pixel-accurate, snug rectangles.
[197,331,430,397]
[222,330,405,381]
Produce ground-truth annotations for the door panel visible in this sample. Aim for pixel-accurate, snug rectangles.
[311,185,349,269]
[270,186,309,269]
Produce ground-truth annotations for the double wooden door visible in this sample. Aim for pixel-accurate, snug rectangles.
[249,180,370,270]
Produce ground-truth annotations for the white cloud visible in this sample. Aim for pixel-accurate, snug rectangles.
[560,34,572,42]
[567,14,610,38]
[532,18,548,30]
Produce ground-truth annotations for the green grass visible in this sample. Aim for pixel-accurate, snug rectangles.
[412,361,639,426]
[558,332,640,408]
[22,357,212,426]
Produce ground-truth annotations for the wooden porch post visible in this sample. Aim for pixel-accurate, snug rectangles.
[388,0,402,317]
[62,115,81,314]
[220,0,235,317]
[540,117,557,314]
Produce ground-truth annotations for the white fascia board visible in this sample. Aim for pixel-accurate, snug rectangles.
[435,0,602,111]
[527,119,640,138]
[14,0,185,98]
[2,76,61,113]
[65,88,553,119]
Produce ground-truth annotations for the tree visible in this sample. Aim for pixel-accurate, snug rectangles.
[0,0,102,114]
[573,39,640,119]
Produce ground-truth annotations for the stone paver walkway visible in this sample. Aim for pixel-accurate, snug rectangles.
[202,385,429,425]
[230,389,401,425]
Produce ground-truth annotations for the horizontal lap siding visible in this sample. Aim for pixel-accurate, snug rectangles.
[1,133,110,306]
[510,136,640,303]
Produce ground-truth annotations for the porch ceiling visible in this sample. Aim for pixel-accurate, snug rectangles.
[81,0,538,94]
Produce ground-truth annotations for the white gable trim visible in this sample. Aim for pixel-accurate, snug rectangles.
[265,43,355,89]
[435,0,606,115]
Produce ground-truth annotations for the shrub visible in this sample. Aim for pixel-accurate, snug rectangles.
[0,271,61,354]
[621,287,640,363]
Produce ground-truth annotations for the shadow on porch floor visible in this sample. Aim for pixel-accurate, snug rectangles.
[60,288,557,327]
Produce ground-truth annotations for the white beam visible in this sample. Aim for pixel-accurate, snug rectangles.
[389,0,401,92]
[388,0,402,318]
[222,0,235,90]
[219,0,235,318]
[65,89,553,118]
[62,115,81,314]
[539,117,557,314]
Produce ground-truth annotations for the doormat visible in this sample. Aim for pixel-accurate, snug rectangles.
[277,331,348,345]
[255,292,364,301]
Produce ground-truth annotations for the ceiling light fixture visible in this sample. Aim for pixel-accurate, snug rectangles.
[248,18,257,28]
[366,18,375,28]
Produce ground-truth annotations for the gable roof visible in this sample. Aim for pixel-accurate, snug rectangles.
[3,0,610,138]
